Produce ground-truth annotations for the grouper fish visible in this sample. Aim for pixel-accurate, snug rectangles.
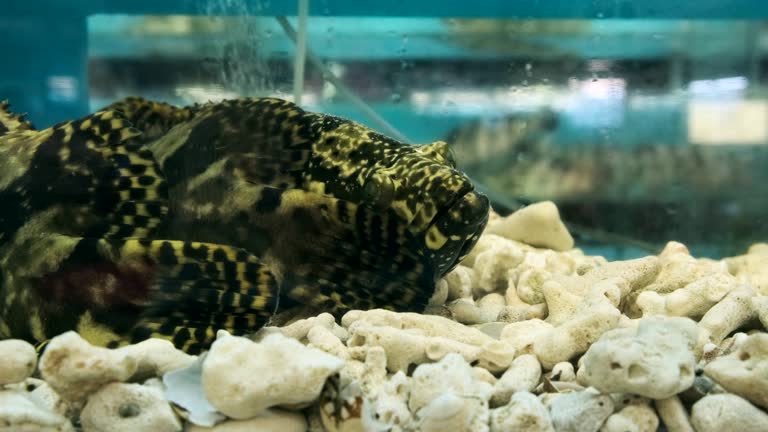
[0,97,489,354]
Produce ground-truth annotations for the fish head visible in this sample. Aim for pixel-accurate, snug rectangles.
[305,116,490,280]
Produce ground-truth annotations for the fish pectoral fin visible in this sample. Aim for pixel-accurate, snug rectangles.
[35,237,281,355]
[0,100,35,136]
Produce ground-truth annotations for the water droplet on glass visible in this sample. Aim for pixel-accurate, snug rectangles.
[525,63,532,71]
[390,93,402,103]
[264,29,273,38]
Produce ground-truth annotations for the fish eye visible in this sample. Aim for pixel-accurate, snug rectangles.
[363,172,395,210]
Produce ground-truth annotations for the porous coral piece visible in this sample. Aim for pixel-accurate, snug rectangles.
[548,361,576,382]
[691,394,768,432]
[546,388,614,432]
[534,298,621,369]
[347,314,517,374]
[202,331,344,419]
[361,371,412,431]
[578,316,697,399]
[752,296,768,330]
[0,389,74,432]
[0,339,37,385]
[277,312,342,341]
[491,354,541,407]
[515,267,552,304]
[696,285,757,353]
[490,391,553,432]
[416,393,486,432]
[307,325,349,359]
[39,331,138,401]
[442,265,477,301]
[80,382,181,432]
[483,201,574,251]
[476,293,507,322]
[573,256,660,296]
[654,396,694,432]
[599,404,658,432]
[704,333,768,409]
[342,309,497,346]
[501,319,554,355]
[119,338,197,379]
[725,243,768,295]
[186,410,307,432]
[408,354,492,431]
[635,272,737,319]
[7,378,77,422]
[649,242,727,291]
[473,241,525,295]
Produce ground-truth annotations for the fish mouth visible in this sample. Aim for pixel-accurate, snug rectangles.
[424,188,490,277]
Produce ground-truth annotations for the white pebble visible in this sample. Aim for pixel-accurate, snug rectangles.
[599,404,658,432]
[691,394,768,432]
[0,339,37,385]
[80,382,181,432]
[202,332,343,419]
[548,388,614,432]
[490,391,553,432]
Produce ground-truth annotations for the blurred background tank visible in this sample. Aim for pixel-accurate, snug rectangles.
[2,0,767,259]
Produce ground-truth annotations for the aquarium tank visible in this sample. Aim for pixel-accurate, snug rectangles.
[1,1,767,431]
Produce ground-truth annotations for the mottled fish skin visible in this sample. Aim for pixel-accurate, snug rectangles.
[0,97,490,354]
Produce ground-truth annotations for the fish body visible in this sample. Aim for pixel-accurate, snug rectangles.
[0,97,489,353]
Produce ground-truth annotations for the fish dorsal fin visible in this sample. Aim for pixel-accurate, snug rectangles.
[0,100,35,136]
[100,96,196,144]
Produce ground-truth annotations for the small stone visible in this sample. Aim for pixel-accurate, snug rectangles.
[599,404,658,432]
[547,388,613,432]
[704,333,768,409]
[0,389,73,431]
[578,316,697,399]
[80,382,181,432]
[691,394,768,432]
[490,391,553,432]
[39,331,138,401]
[484,201,574,251]
[202,332,344,419]
[0,339,37,385]
[186,410,307,432]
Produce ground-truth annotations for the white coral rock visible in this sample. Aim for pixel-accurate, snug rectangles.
[534,299,621,370]
[491,354,541,407]
[578,316,697,399]
[80,382,181,432]
[0,389,73,432]
[725,243,768,295]
[654,396,694,432]
[202,331,343,419]
[599,404,659,432]
[696,285,757,353]
[490,391,553,432]
[119,338,197,379]
[547,388,614,432]
[704,333,768,409]
[39,331,138,401]
[409,354,492,432]
[186,410,307,432]
[0,339,37,385]
[484,201,574,251]
[416,393,485,432]
[408,353,492,413]
[691,394,768,432]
